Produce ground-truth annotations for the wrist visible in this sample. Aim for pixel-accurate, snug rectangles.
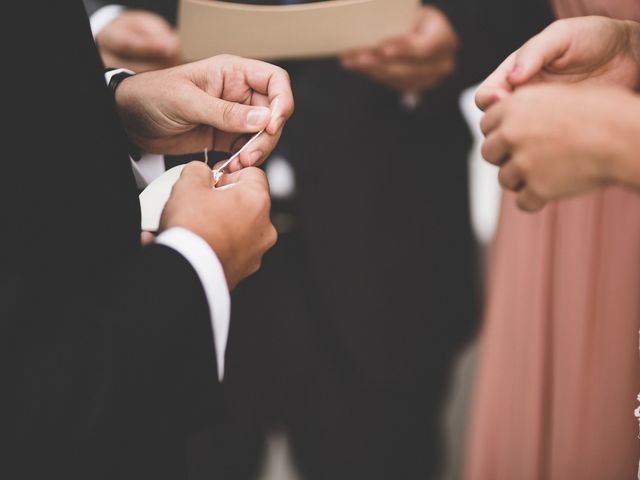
[105,69,140,159]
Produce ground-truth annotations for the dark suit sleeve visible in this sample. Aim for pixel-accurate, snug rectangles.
[1,236,221,477]
[2,3,220,477]
[83,0,110,16]
[432,0,555,88]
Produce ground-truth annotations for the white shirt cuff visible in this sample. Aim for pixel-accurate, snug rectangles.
[90,5,125,38]
[156,227,231,382]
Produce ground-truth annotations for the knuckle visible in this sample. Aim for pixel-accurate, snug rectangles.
[501,124,520,144]
[278,66,291,83]
[516,193,531,211]
[107,34,128,52]
[249,185,271,209]
[267,225,278,248]
[550,19,567,34]
[532,179,552,199]
[251,258,262,275]
[479,116,491,136]
[497,167,509,188]
[498,166,519,190]
[184,160,209,175]
[221,102,239,125]
[258,189,272,209]
[480,141,493,162]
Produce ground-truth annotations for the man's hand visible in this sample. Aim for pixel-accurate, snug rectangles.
[160,162,277,289]
[480,84,640,212]
[476,16,640,111]
[115,55,294,169]
[340,6,458,93]
[96,10,180,72]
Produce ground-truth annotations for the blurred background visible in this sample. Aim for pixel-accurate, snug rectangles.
[255,87,495,480]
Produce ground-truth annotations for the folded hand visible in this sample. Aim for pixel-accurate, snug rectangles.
[476,16,640,111]
[341,6,458,93]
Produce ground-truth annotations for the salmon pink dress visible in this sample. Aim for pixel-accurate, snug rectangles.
[465,2,640,478]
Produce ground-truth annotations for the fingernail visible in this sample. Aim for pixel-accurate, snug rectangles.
[247,107,271,129]
[249,150,263,165]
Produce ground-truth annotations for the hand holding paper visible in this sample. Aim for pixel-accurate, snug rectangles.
[341,6,458,93]
[115,54,294,167]
[476,16,640,111]
[97,10,181,72]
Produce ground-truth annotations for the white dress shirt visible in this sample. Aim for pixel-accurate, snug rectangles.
[156,228,230,381]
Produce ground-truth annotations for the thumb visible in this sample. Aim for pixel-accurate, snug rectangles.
[216,166,269,190]
[508,24,568,86]
[187,86,272,134]
[179,161,215,188]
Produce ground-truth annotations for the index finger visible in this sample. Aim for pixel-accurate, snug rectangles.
[216,166,270,190]
[508,22,572,86]
[476,52,517,111]
[236,58,295,136]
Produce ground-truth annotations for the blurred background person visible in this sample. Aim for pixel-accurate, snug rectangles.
[467,13,640,480]
[83,1,551,479]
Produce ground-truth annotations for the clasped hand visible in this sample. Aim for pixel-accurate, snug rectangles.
[341,6,458,93]
[476,16,640,211]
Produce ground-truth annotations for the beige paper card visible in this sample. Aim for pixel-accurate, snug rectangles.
[178,0,420,62]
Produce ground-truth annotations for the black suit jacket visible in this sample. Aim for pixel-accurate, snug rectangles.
[84,0,552,385]
[3,2,221,478]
